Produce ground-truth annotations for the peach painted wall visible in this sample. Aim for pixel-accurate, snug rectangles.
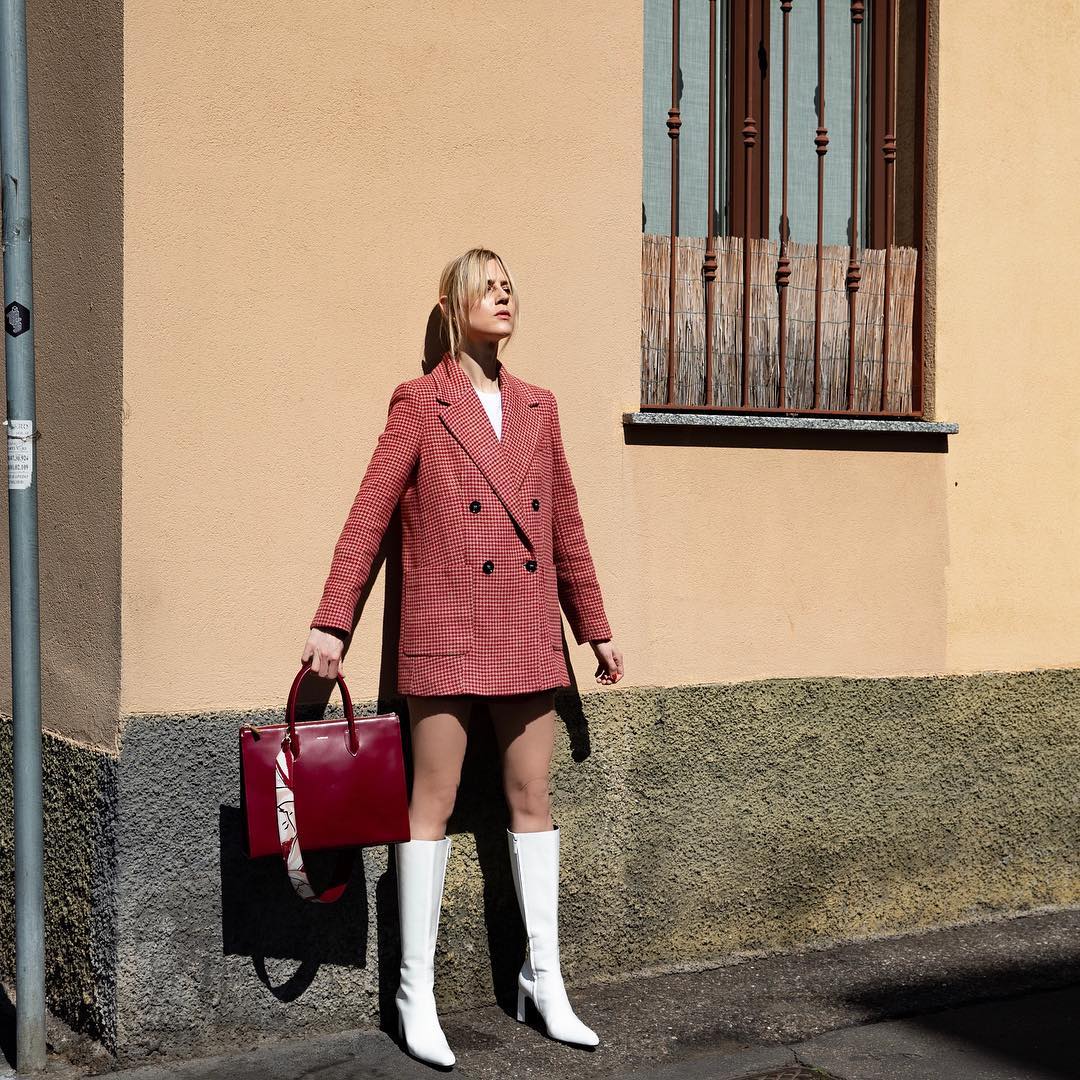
[0,0,122,749]
[935,1,1080,672]
[115,0,1079,722]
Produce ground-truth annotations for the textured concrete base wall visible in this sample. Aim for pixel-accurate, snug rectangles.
[5,669,1079,1062]
[0,716,118,1045]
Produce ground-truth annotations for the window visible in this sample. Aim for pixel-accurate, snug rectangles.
[642,1,928,417]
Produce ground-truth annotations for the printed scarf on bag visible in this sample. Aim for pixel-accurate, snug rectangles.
[275,734,351,903]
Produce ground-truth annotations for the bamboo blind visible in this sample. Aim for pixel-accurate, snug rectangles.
[642,232,917,413]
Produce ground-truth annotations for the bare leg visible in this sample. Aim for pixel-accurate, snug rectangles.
[489,689,556,833]
[405,694,473,840]
[395,694,470,1067]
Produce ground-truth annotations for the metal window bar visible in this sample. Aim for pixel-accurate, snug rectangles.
[643,0,927,419]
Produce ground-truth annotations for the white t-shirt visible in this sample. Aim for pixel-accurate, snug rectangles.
[474,386,503,440]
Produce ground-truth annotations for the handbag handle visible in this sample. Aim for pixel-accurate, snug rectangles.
[285,660,358,756]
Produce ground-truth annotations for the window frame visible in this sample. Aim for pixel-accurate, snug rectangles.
[641,0,932,421]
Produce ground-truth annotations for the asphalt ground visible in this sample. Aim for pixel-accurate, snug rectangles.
[4,907,1078,1080]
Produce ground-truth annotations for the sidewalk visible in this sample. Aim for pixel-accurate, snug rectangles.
[5,908,1078,1080]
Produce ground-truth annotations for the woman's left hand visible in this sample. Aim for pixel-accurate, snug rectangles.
[590,639,624,685]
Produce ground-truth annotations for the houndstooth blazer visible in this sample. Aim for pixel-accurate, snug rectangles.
[310,350,612,697]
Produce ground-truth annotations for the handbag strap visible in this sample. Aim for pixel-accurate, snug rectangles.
[273,661,360,902]
[275,726,354,903]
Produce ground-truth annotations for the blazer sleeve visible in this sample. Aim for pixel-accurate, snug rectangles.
[548,390,613,646]
[310,381,421,634]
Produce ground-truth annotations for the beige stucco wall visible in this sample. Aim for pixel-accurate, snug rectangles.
[114,0,1078,723]
[936,1,1080,672]
[0,0,123,748]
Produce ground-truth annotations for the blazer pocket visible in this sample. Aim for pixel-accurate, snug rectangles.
[400,566,475,657]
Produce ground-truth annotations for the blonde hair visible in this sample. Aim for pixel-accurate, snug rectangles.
[438,247,520,359]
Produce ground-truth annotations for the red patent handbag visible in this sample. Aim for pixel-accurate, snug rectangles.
[239,660,411,902]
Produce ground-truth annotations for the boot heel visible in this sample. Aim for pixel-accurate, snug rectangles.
[516,985,528,1023]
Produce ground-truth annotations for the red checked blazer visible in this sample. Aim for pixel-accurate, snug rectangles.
[310,350,613,697]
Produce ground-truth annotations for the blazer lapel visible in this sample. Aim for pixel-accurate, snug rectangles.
[433,351,541,552]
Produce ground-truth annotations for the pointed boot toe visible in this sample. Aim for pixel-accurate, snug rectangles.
[396,1002,456,1067]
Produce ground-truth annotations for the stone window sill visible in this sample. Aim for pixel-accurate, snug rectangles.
[622,410,958,435]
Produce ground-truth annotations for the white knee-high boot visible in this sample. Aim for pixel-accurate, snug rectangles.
[394,836,456,1068]
[506,824,599,1047]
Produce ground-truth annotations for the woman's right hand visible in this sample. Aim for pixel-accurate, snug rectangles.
[302,627,346,680]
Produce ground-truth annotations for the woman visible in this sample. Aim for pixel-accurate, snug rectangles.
[301,247,624,1069]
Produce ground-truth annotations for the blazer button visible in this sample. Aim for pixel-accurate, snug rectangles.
[482,560,495,574]
[525,560,537,573]
[469,500,482,513]
[531,498,540,511]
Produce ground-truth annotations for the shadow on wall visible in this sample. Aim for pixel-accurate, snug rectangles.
[219,806,370,996]
[0,981,13,1070]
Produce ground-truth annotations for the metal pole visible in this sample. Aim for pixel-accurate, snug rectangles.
[0,0,46,1072]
